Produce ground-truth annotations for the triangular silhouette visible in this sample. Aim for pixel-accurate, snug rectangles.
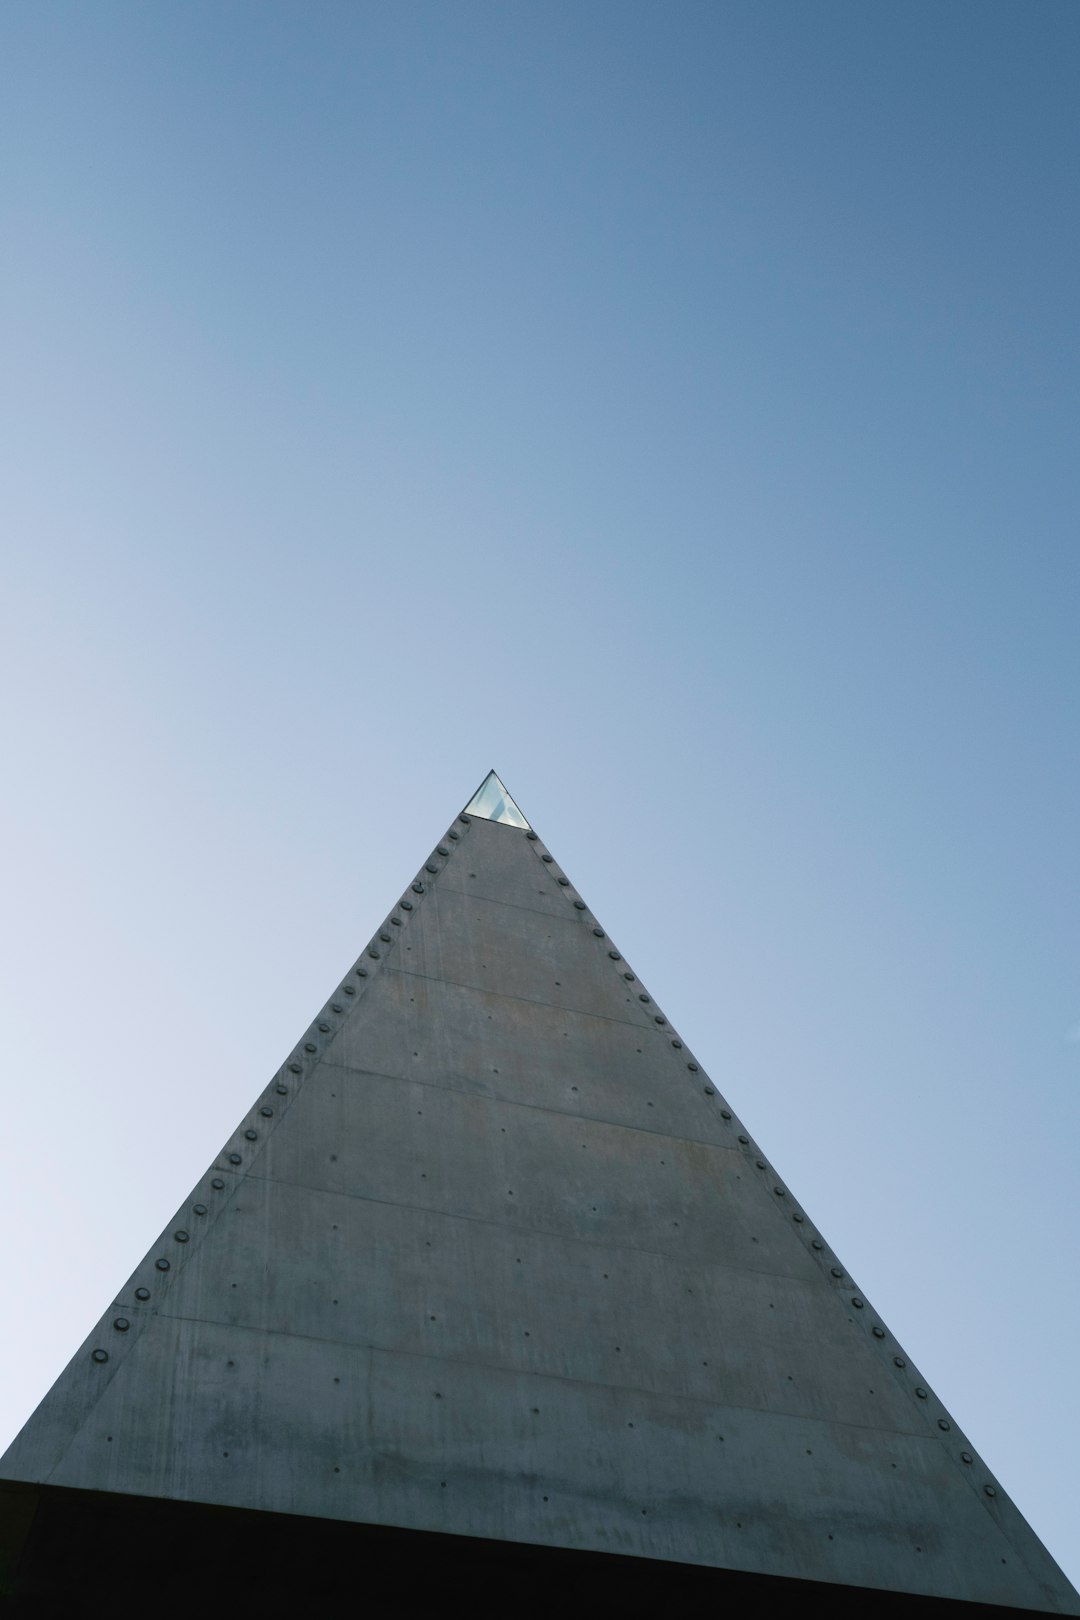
[463,768,530,827]
[1,786,1077,1610]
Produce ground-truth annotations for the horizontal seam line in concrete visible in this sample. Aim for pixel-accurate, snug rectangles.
[234,1168,818,1285]
[424,881,580,924]
[150,1310,928,1444]
[315,1058,739,1153]
[373,966,662,1038]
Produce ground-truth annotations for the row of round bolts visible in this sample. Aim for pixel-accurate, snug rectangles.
[87,816,468,1365]
[285,821,464,1071]
[529,831,713,1092]
[88,916,354,1367]
[521,829,994,1492]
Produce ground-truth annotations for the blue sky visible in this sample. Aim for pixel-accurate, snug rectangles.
[2,0,1078,1587]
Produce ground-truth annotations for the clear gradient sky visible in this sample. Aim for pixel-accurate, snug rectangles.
[2,0,1078,1587]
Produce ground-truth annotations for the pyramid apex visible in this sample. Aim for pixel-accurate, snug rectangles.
[463,769,530,829]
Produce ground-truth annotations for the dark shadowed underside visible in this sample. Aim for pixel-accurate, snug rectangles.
[0,1482,1063,1615]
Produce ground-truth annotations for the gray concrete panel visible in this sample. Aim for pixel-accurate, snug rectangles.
[139,1175,918,1433]
[254,1065,812,1277]
[434,820,582,919]
[330,970,735,1147]
[392,883,662,1033]
[34,1314,1069,1611]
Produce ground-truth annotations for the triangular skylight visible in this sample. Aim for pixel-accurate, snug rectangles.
[463,770,530,828]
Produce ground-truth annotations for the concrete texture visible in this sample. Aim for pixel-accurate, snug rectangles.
[2,806,1077,1610]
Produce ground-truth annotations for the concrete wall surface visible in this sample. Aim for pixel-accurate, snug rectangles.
[2,810,1077,1612]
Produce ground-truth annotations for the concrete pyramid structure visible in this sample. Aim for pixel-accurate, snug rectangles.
[2,778,1077,1609]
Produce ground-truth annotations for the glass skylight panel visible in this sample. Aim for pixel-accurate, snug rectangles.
[464,771,530,828]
